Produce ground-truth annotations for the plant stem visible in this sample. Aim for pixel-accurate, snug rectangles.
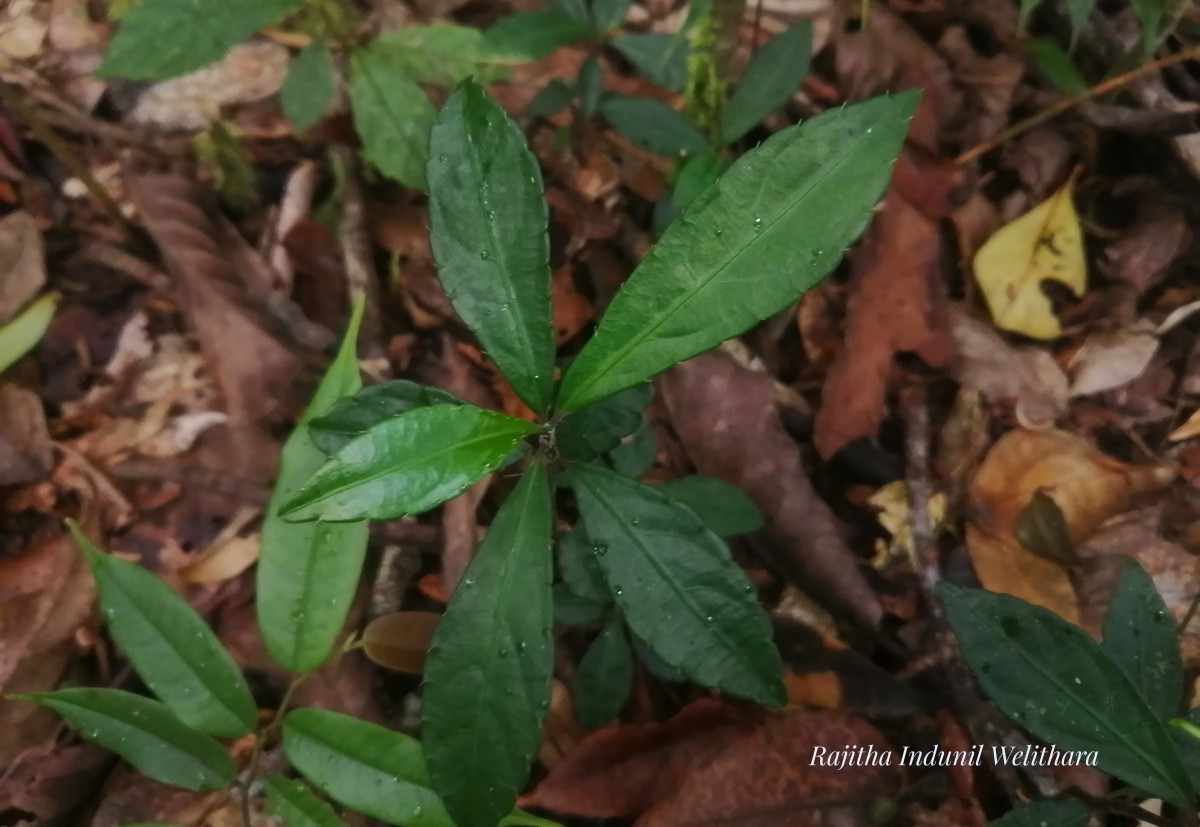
[956,43,1200,165]
[239,674,308,827]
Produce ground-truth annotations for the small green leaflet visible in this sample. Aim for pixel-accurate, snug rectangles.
[19,689,235,791]
[282,39,335,134]
[572,613,633,727]
[258,299,369,674]
[570,462,785,706]
[556,382,652,461]
[309,380,462,455]
[279,404,539,522]
[423,464,554,827]
[264,775,342,827]
[657,475,764,537]
[557,91,918,412]
[721,20,812,144]
[427,80,556,415]
[0,292,58,375]
[553,583,608,626]
[611,33,688,92]
[557,524,610,603]
[282,709,454,827]
[577,57,603,119]
[598,96,710,158]
[1101,559,1183,722]
[370,25,496,87]
[607,414,655,476]
[1024,38,1088,97]
[68,521,255,738]
[481,13,592,62]
[938,583,1194,807]
[988,800,1090,827]
[349,40,438,188]
[98,0,303,80]
[528,80,576,118]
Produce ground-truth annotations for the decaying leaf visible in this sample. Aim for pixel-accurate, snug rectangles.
[659,350,883,628]
[868,481,947,570]
[1068,321,1159,397]
[973,169,1086,340]
[362,611,441,674]
[0,383,54,486]
[966,429,1176,626]
[0,209,45,321]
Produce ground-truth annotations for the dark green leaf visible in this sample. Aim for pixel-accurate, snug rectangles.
[68,522,254,738]
[282,39,335,133]
[656,476,763,536]
[611,33,688,91]
[550,0,589,24]
[558,524,610,602]
[265,776,342,827]
[423,464,554,827]
[1018,0,1048,31]
[280,404,539,522]
[258,300,369,674]
[654,152,725,234]
[528,80,576,117]
[1101,559,1183,721]
[1132,0,1165,60]
[557,91,918,412]
[557,382,652,461]
[631,633,686,682]
[721,20,811,144]
[1025,38,1088,97]
[98,0,302,80]
[1066,0,1096,46]
[349,41,437,188]
[577,56,603,119]
[370,25,495,87]
[989,801,1090,827]
[1170,708,1200,791]
[938,582,1194,807]
[590,0,631,31]
[599,95,709,158]
[553,583,608,626]
[481,13,592,62]
[427,80,556,414]
[310,380,463,455]
[607,414,655,477]
[20,689,234,791]
[283,709,454,827]
[570,462,784,706]
[1014,490,1078,565]
[572,613,633,727]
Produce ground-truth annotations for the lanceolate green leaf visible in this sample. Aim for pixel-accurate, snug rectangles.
[1101,559,1183,721]
[280,404,539,522]
[98,0,302,80]
[939,583,1193,807]
[570,462,784,706]
[427,80,555,414]
[282,39,335,133]
[721,20,812,144]
[349,41,438,188]
[0,292,58,375]
[309,380,462,455]
[264,775,342,827]
[283,709,454,827]
[598,96,709,158]
[657,476,764,537]
[572,613,633,727]
[68,522,254,738]
[557,91,918,412]
[258,300,369,674]
[424,464,554,827]
[20,689,234,791]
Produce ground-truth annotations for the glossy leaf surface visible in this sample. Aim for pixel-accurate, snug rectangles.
[265,775,342,827]
[1101,559,1182,721]
[309,380,461,455]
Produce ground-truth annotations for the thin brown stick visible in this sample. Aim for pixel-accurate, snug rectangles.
[956,43,1200,165]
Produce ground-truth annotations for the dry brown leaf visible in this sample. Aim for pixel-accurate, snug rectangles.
[1067,322,1159,397]
[361,610,441,674]
[0,744,110,824]
[1098,196,1192,294]
[552,264,593,345]
[966,429,1176,626]
[0,209,44,321]
[814,186,956,459]
[0,383,53,486]
[659,350,882,627]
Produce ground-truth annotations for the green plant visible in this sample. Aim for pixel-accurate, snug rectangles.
[15,15,917,827]
[941,561,1200,825]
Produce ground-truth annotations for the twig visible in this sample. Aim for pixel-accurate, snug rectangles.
[956,43,1200,165]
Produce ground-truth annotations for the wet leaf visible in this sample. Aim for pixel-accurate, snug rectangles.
[939,582,1193,807]
[279,404,539,522]
[423,464,554,827]
[558,92,918,412]
[570,462,784,706]
[598,95,709,158]
[19,689,234,791]
[282,39,334,133]
[973,169,1085,340]
[362,611,441,674]
[656,476,764,537]
[98,0,302,80]
[427,80,555,415]
[309,380,462,455]
[283,708,454,827]
[557,382,652,461]
[349,40,437,188]
[721,20,811,144]
[68,522,255,738]
[264,775,341,827]
[258,300,369,674]
[558,524,610,603]
[1101,559,1183,721]
[0,292,58,375]
[572,613,633,727]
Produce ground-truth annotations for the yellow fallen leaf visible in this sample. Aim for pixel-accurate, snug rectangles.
[1170,408,1200,442]
[973,169,1085,340]
[867,481,946,570]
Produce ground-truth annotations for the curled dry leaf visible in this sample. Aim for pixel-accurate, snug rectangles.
[966,429,1176,626]
[526,698,899,826]
[362,611,441,674]
[659,350,883,628]
[1067,321,1159,397]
